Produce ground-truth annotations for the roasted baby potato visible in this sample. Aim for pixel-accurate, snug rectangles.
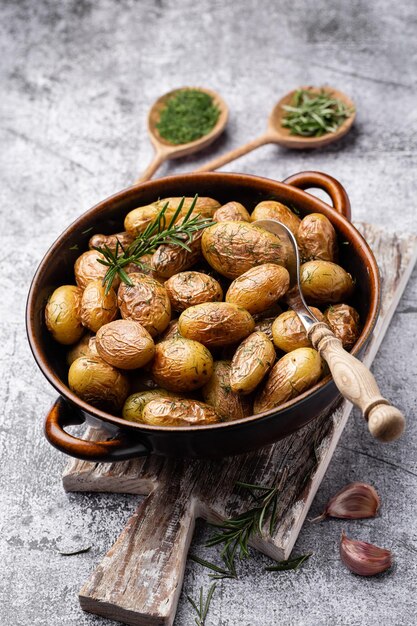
[151,229,203,278]
[125,254,165,284]
[300,260,355,305]
[202,360,253,420]
[230,331,276,394]
[122,389,178,422]
[151,337,213,392]
[254,316,276,342]
[74,250,117,290]
[68,356,130,412]
[178,302,255,347]
[89,231,134,253]
[201,221,287,279]
[165,271,223,312]
[141,397,220,426]
[45,285,84,345]
[80,280,118,333]
[297,213,338,262]
[324,303,361,350]
[118,272,171,337]
[157,320,182,342]
[214,201,251,223]
[272,307,325,353]
[67,333,98,365]
[225,263,290,314]
[250,201,301,237]
[124,197,220,236]
[254,347,323,413]
[96,319,155,369]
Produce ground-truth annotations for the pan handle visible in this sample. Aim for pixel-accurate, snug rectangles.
[44,397,150,462]
[283,171,351,220]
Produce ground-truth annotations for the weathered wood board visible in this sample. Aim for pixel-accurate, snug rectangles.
[62,224,417,626]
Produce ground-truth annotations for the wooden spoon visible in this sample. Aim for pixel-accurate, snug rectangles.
[196,86,355,172]
[135,87,229,184]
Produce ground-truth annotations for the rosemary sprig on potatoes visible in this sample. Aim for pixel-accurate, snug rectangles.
[95,195,213,293]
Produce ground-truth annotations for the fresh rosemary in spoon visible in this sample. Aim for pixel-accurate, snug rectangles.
[95,195,213,293]
[281,88,354,137]
[186,583,217,626]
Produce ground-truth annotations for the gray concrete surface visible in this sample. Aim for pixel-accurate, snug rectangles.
[1,1,416,624]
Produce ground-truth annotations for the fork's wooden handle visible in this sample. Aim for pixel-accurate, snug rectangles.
[308,323,405,442]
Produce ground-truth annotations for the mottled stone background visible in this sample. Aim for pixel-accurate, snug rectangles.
[1,1,416,624]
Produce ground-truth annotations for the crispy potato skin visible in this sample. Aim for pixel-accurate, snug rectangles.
[300,260,355,305]
[202,360,253,420]
[230,332,276,394]
[152,337,214,392]
[297,213,338,262]
[122,389,178,422]
[225,263,290,314]
[272,307,325,353]
[80,280,118,333]
[125,253,165,284]
[89,231,134,253]
[165,271,223,312]
[74,250,118,290]
[141,397,220,426]
[157,320,182,343]
[250,201,301,237]
[68,356,130,412]
[67,333,98,365]
[178,302,255,347]
[118,272,171,337]
[324,304,361,350]
[253,317,276,342]
[254,347,323,413]
[45,285,84,346]
[96,320,155,369]
[201,221,287,279]
[214,201,251,222]
[151,230,203,278]
[124,197,220,236]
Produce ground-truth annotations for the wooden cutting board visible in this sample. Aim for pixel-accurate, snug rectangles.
[62,223,417,626]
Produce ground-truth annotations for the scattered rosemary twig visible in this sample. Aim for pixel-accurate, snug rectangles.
[189,554,237,580]
[57,545,92,556]
[265,553,312,572]
[95,195,213,293]
[186,583,217,626]
[282,89,354,137]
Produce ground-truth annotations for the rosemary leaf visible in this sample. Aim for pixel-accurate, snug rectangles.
[190,554,236,579]
[282,89,354,137]
[186,583,217,626]
[57,545,92,556]
[265,553,312,572]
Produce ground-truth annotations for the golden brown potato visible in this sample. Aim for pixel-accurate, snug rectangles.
[300,260,355,305]
[89,231,134,253]
[165,271,223,312]
[68,356,130,412]
[214,201,251,223]
[297,213,338,262]
[45,285,84,345]
[202,361,253,420]
[230,332,276,394]
[122,389,178,422]
[254,347,323,413]
[124,197,220,236]
[253,317,276,342]
[272,307,325,353]
[141,397,220,426]
[201,221,288,279]
[66,334,98,365]
[225,264,290,314]
[151,229,203,278]
[324,304,361,350]
[118,272,171,337]
[251,201,301,237]
[178,302,255,347]
[74,250,118,290]
[80,280,118,333]
[156,320,182,343]
[151,337,213,392]
[96,320,155,369]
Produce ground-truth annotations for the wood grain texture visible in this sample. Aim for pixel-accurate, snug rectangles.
[62,223,417,626]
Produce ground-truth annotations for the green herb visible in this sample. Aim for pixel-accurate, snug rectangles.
[282,89,354,137]
[96,195,213,293]
[81,227,94,235]
[57,545,92,556]
[69,244,79,251]
[189,554,237,580]
[156,89,220,145]
[187,583,217,626]
[265,553,312,572]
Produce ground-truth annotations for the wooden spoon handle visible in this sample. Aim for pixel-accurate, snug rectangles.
[308,323,405,442]
[135,151,167,184]
[195,132,274,172]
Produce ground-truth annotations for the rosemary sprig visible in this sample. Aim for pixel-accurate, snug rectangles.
[186,583,217,626]
[265,553,312,572]
[282,89,354,137]
[95,195,213,293]
[189,554,237,580]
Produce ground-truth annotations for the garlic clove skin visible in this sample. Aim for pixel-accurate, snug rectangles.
[340,531,393,576]
[311,482,380,521]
